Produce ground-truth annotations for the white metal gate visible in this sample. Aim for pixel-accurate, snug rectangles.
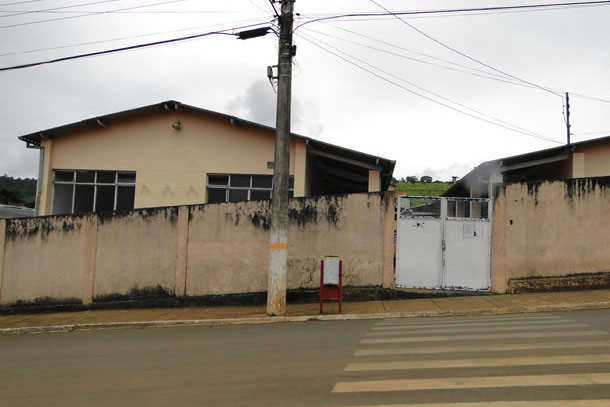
[396,196,491,291]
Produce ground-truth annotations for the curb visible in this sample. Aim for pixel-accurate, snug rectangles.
[1,301,609,336]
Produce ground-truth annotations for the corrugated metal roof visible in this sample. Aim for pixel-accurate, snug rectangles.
[442,135,610,197]
[17,100,396,191]
[0,204,35,219]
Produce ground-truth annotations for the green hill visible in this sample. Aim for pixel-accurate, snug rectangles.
[0,176,37,207]
[395,181,450,197]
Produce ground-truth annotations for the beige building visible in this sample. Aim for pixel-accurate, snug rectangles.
[19,101,395,216]
[443,136,610,198]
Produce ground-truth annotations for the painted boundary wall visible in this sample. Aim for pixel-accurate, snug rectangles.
[491,177,610,293]
[0,192,395,306]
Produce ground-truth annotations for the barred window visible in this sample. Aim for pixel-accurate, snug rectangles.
[52,170,136,215]
[207,174,294,203]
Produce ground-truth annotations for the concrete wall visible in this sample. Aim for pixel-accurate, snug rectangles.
[491,177,610,293]
[0,192,395,306]
[0,215,96,304]
[39,110,308,215]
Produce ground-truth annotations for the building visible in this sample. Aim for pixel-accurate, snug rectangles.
[443,136,610,198]
[0,205,35,219]
[19,101,395,216]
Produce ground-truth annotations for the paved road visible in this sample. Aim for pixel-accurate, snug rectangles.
[0,309,608,406]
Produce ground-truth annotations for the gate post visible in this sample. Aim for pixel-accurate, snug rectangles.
[439,198,448,288]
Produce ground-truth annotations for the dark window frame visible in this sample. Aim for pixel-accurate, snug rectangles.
[206,173,294,203]
[52,170,136,214]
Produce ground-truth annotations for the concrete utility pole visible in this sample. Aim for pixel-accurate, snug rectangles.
[267,0,295,316]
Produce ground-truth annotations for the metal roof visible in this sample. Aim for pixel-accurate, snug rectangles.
[0,204,35,219]
[443,135,610,197]
[17,100,396,192]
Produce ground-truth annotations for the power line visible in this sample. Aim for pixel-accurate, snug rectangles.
[301,29,545,138]
[0,20,274,71]
[314,23,610,107]
[0,0,187,29]
[0,0,119,18]
[304,25,542,91]
[0,8,264,15]
[298,2,610,22]
[572,130,610,135]
[568,92,610,104]
[0,0,47,6]
[267,0,279,18]
[294,1,610,30]
[297,31,561,144]
[367,0,563,99]
[0,16,272,57]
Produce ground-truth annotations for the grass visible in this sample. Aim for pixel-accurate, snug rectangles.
[394,182,451,197]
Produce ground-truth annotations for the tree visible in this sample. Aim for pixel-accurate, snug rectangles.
[406,176,418,183]
[420,175,433,183]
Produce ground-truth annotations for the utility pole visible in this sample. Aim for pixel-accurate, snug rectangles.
[267,0,295,316]
[565,92,571,145]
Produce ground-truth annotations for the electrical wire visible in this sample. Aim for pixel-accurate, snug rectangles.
[568,92,610,104]
[0,0,119,18]
[368,0,563,99]
[308,24,610,106]
[0,0,47,6]
[0,8,262,15]
[294,1,610,31]
[0,16,272,57]
[0,20,274,71]
[0,0,187,29]
[298,2,610,22]
[303,25,544,91]
[297,31,561,144]
[571,130,610,135]
[267,0,279,18]
[301,30,553,140]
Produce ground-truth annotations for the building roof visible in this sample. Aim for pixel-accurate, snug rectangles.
[0,204,35,219]
[443,135,610,197]
[18,100,396,192]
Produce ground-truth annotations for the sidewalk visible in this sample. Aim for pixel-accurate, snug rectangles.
[1,289,609,335]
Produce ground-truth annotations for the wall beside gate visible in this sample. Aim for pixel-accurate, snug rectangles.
[0,192,395,306]
[491,177,610,293]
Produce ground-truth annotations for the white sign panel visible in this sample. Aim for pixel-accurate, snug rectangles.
[323,256,340,285]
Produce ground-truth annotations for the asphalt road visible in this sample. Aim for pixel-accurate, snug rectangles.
[1,309,609,407]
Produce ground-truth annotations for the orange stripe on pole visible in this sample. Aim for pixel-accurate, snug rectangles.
[270,243,288,250]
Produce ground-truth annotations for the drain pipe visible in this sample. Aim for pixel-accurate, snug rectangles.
[26,142,44,216]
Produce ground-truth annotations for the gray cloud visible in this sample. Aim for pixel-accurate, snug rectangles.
[227,79,323,138]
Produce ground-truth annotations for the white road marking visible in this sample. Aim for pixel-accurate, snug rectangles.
[354,340,610,356]
[366,323,588,336]
[328,400,610,407]
[345,354,610,371]
[332,373,610,393]
[376,315,564,326]
[371,320,576,331]
[361,330,607,344]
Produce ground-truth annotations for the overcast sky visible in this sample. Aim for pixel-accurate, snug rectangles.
[1,0,609,181]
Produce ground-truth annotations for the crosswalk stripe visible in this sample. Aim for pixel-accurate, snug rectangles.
[328,400,610,406]
[332,372,610,393]
[366,323,588,336]
[361,330,607,344]
[376,315,564,326]
[371,320,576,331]
[345,354,610,371]
[354,340,610,356]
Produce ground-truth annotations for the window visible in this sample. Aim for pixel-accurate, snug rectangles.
[52,170,136,214]
[207,174,294,204]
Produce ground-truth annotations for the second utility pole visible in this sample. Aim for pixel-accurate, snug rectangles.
[267,0,295,316]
